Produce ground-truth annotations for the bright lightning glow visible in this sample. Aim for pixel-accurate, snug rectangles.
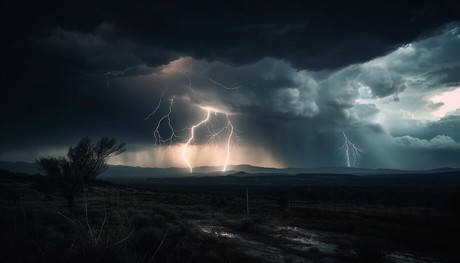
[222,114,234,172]
[143,73,241,173]
[340,131,363,167]
[181,106,237,173]
[106,61,244,173]
[182,109,211,172]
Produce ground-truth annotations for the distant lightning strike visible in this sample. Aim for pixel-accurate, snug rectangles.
[144,75,240,173]
[182,107,236,173]
[340,131,363,167]
[144,90,166,121]
[143,90,179,146]
[223,114,234,172]
[153,98,177,146]
[182,108,211,173]
[208,78,241,90]
[206,117,228,145]
[104,68,240,171]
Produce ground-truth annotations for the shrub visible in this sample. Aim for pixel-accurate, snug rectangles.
[36,137,125,207]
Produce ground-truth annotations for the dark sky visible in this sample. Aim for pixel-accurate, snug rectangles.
[1,0,460,169]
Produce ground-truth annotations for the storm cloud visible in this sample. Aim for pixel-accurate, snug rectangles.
[1,0,460,169]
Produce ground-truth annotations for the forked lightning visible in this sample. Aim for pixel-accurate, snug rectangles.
[340,131,363,167]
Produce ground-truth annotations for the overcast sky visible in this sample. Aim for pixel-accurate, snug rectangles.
[1,0,460,170]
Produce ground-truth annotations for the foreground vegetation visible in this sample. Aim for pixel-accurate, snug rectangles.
[0,171,255,263]
[1,170,460,262]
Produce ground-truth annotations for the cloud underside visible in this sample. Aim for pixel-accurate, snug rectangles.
[1,2,460,169]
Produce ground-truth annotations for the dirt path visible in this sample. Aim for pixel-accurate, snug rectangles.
[197,223,310,262]
[193,220,440,263]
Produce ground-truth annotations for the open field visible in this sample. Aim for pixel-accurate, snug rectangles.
[1,170,460,262]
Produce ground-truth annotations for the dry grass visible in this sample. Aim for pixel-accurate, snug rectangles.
[0,172,255,263]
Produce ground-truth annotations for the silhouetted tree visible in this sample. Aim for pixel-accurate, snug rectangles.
[37,137,125,207]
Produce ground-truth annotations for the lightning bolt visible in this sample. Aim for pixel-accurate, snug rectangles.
[340,131,363,167]
[142,72,241,173]
[144,90,166,121]
[153,98,177,146]
[223,114,234,172]
[181,107,237,173]
[208,78,241,90]
[105,68,241,170]
[143,89,179,146]
[182,108,211,173]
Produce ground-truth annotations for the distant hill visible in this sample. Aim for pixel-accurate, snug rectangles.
[0,161,39,175]
[0,161,190,178]
[1,161,459,179]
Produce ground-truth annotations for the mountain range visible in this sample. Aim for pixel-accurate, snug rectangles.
[1,161,459,178]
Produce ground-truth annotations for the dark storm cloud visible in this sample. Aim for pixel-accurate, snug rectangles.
[356,66,408,99]
[1,0,460,169]
[95,21,460,125]
[6,0,458,71]
[113,0,459,70]
[174,58,320,118]
[360,24,460,93]
[36,25,178,73]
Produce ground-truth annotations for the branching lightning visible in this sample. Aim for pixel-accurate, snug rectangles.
[223,114,234,172]
[153,98,177,146]
[340,131,363,167]
[144,91,166,121]
[181,107,237,173]
[182,108,211,172]
[103,67,240,172]
[144,74,241,173]
[104,67,132,87]
[143,90,179,146]
[208,78,241,90]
